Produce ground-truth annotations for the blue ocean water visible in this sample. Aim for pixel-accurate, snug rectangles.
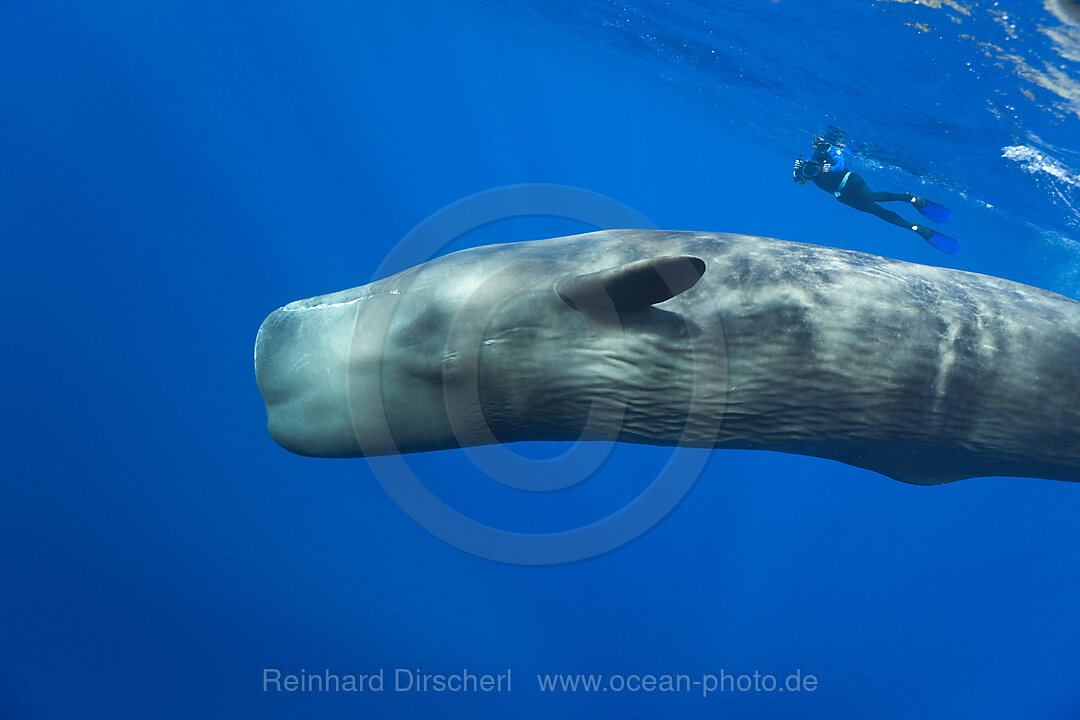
[3,0,1080,718]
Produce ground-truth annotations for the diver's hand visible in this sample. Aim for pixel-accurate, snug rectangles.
[821,162,832,173]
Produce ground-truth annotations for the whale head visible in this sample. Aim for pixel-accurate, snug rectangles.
[254,238,708,457]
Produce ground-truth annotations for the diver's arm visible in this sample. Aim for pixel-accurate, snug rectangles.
[822,146,845,173]
[810,143,845,173]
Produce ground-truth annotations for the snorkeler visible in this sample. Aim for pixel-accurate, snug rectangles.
[793,137,958,254]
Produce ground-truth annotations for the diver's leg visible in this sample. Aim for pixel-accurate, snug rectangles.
[845,198,937,243]
[848,201,914,229]
[837,177,909,229]
[839,175,928,234]
[839,176,947,245]
[866,191,917,204]
[869,191,953,223]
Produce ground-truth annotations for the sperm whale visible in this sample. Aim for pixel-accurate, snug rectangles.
[254,230,1080,485]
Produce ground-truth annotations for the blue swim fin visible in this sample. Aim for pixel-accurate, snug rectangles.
[925,230,959,254]
[914,198,952,223]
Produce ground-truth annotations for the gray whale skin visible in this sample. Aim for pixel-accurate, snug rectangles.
[254,230,1080,485]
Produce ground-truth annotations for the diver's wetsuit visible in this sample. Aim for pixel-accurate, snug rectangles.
[809,145,918,230]
[815,173,916,229]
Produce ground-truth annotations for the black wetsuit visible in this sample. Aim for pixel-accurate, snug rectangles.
[808,145,919,230]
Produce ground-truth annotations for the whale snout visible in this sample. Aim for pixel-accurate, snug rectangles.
[254,303,359,457]
[252,309,294,409]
